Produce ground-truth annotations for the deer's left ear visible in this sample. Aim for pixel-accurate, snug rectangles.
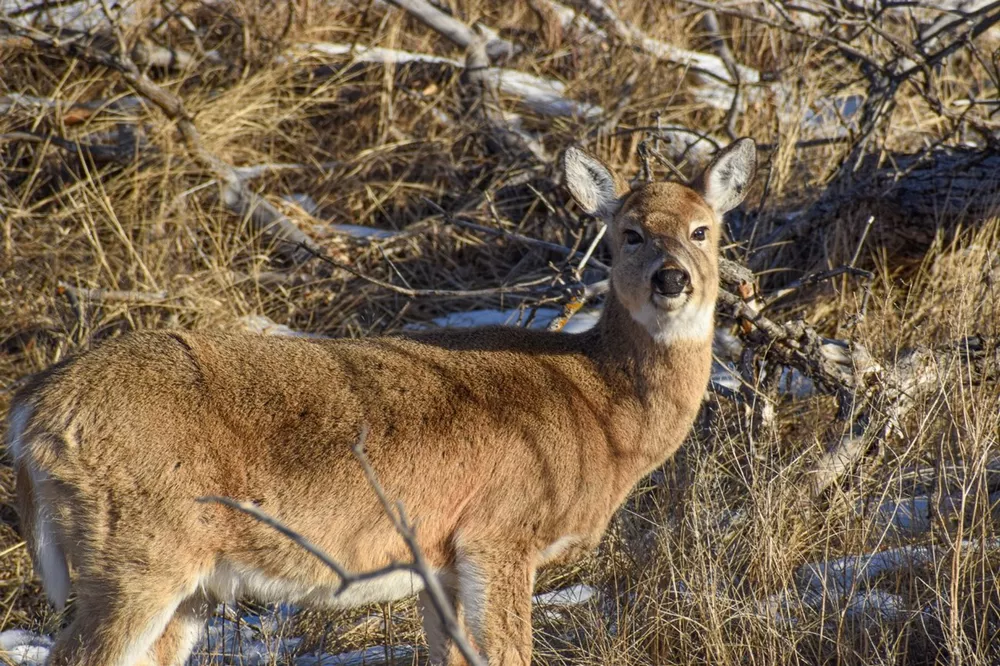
[696,138,757,215]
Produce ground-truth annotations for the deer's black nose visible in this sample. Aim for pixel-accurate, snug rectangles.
[652,268,689,296]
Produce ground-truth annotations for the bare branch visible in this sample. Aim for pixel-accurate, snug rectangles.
[351,427,487,666]
[762,265,874,309]
[196,496,415,595]
[547,279,608,331]
[57,282,168,304]
[290,42,601,119]
[384,0,514,62]
[461,34,549,162]
[290,241,556,299]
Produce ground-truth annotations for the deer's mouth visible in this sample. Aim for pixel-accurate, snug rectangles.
[651,290,691,311]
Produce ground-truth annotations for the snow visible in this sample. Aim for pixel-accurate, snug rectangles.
[0,584,596,664]
[409,306,602,335]
[0,630,52,666]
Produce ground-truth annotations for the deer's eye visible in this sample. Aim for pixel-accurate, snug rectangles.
[623,229,643,246]
[691,226,709,242]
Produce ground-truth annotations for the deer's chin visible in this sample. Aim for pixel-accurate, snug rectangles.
[651,291,690,311]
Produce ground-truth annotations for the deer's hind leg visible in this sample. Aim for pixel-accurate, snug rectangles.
[455,546,535,666]
[46,565,199,666]
[419,576,473,666]
[141,593,212,666]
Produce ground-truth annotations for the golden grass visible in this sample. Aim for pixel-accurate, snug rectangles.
[2,1,999,663]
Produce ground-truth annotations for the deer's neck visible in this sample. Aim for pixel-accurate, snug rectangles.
[588,287,715,464]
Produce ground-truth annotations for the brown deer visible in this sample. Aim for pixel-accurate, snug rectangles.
[7,138,756,666]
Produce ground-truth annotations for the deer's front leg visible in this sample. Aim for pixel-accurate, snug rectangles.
[456,546,535,665]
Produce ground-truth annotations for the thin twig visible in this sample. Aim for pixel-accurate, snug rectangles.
[196,496,415,595]
[289,240,554,299]
[575,223,607,280]
[762,265,874,309]
[351,427,486,666]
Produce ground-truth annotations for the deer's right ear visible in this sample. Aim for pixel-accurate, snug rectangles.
[563,147,627,220]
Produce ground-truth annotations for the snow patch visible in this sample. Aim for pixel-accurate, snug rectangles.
[0,584,599,664]
[413,307,601,334]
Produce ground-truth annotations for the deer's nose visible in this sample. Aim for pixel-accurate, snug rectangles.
[652,268,689,296]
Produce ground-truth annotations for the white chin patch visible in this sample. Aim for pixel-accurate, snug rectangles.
[632,297,715,346]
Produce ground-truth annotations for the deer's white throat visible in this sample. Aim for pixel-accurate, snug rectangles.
[631,298,715,346]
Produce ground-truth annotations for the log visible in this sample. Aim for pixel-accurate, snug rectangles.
[759,146,1000,264]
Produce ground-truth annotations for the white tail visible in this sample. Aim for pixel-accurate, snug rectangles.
[10,138,756,666]
[8,402,71,611]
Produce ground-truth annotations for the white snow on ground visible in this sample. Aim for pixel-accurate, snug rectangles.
[4,0,138,29]
[0,587,597,665]
[0,630,52,666]
[415,306,601,334]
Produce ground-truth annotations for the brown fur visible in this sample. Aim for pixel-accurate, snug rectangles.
[7,139,755,666]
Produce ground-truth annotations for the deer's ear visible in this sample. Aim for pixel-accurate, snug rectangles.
[696,138,756,215]
[563,147,628,219]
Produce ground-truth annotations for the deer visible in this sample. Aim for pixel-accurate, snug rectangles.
[6,137,756,666]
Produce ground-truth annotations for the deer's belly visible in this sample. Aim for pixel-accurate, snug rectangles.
[202,562,426,609]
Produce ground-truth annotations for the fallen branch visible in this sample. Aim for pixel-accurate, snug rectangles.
[0,129,145,165]
[231,160,342,181]
[289,42,602,120]
[0,94,146,124]
[561,0,777,112]
[717,289,859,395]
[757,146,1000,267]
[56,281,168,304]
[461,35,548,162]
[385,0,514,62]
[810,337,999,498]
[291,240,556,299]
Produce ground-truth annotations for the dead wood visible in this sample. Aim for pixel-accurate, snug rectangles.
[385,0,514,63]
[461,34,549,162]
[758,146,1000,265]
[289,42,602,120]
[810,336,999,499]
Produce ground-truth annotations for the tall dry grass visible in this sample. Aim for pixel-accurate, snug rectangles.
[2,1,999,663]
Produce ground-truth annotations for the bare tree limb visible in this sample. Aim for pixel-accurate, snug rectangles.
[384,0,514,62]
[290,42,601,119]
[197,496,416,595]
[290,241,556,299]
[57,282,168,304]
[561,0,778,112]
[461,34,549,162]
[197,427,487,665]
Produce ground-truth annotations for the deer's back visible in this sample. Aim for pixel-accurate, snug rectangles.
[12,328,638,568]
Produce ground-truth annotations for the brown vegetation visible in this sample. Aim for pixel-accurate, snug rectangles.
[1,0,999,664]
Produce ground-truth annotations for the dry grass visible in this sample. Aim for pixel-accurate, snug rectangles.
[2,0,1000,664]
